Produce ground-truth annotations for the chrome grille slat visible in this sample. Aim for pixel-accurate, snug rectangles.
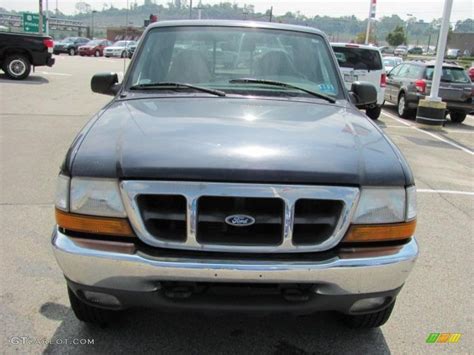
[120,181,360,253]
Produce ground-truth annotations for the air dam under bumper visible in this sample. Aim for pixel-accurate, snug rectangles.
[52,227,418,297]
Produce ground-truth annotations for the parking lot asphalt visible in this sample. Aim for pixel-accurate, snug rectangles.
[0,55,473,354]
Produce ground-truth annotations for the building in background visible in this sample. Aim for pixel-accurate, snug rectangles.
[448,33,474,56]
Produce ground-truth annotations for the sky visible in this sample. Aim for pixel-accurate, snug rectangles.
[1,0,473,22]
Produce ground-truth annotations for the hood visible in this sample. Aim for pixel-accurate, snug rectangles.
[70,97,411,186]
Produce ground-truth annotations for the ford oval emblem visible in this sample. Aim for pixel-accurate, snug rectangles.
[225,214,256,227]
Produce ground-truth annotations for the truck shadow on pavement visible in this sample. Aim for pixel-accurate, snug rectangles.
[0,74,49,85]
[43,307,390,354]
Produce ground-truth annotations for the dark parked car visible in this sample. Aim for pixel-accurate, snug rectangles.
[407,47,423,55]
[78,39,112,57]
[53,20,418,330]
[53,37,90,56]
[385,61,473,122]
[0,31,55,79]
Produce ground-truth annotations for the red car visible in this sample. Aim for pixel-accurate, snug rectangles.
[78,39,112,57]
[468,67,474,82]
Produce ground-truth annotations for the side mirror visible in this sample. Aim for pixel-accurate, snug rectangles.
[350,81,377,106]
[91,72,120,96]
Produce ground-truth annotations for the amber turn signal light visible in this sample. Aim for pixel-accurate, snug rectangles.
[342,220,416,243]
[55,208,135,238]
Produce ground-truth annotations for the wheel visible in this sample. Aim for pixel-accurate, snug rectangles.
[397,93,415,119]
[94,50,100,57]
[450,112,466,123]
[341,301,395,329]
[105,55,110,58]
[121,51,126,58]
[68,48,76,56]
[2,54,31,80]
[68,287,117,325]
[366,106,382,120]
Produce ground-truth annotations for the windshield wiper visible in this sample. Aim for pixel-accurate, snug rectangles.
[129,82,226,97]
[229,78,336,103]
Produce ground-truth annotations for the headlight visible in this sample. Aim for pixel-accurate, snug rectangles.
[55,174,70,212]
[343,186,417,243]
[69,177,126,217]
[352,187,406,224]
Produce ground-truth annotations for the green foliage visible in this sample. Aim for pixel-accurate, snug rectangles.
[354,31,376,44]
[454,19,474,33]
[386,25,406,46]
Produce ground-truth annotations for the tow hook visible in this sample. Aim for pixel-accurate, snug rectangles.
[282,288,310,302]
[164,286,193,299]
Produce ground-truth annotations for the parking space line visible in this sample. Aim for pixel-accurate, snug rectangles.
[382,110,474,155]
[417,189,474,196]
[37,71,72,76]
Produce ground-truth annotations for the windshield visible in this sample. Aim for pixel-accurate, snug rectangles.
[62,37,75,43]
[113,41,127,47]
[332,46,382,70]
[383,59,396,67]
[425,67,470,83]
[87,40,101,46]
[128,26,342,99]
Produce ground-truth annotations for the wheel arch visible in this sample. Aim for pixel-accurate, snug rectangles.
[2,48,33,65]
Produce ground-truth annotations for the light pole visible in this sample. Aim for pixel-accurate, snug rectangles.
[405,13,413,46]
[364,0,376,45]
[45,0,49,35]
[91,10,97,38]
[189,0,193,19]
[39,0,43,34]
[415,0,454,126]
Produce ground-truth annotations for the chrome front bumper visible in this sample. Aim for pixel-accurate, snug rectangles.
[52,227,418,295]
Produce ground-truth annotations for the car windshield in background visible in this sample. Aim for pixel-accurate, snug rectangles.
[113,41,127,46]
[128,26,342,99]
[332,47,382,71]
[425,67,470,83]
[383,59,396,67]
[87,40,102,46]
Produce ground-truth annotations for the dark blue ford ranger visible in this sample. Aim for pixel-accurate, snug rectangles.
[52,20,418,329]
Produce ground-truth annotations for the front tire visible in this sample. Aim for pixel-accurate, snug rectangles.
[366,106,382,120]
[3,54,31,80]
[450,112,467,123]
[94,50,100,57]
[68,287,117,325]
[68,48,76,56]
[121,51,126,58]
[341,301,395,329]
[397,93,415,119]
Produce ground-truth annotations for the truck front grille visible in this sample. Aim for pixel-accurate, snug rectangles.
[121,181,359,253]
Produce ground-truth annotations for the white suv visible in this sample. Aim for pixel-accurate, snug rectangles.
[331,43,386,119]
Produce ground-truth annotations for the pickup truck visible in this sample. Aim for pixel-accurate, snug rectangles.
[0,32,55,80]
[52,20,418,329]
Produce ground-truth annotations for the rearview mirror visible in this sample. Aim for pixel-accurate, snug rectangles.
[349,81,377,106]
[91,72,120,96]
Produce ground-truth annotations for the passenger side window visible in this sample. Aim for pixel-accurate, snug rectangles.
[406,65,423,79]
[397,64,410,78]
[389,64,402,77]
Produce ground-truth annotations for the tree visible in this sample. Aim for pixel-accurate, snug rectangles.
[386,26,406,46]
[454,19,474,33]
[355,31,376,44]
